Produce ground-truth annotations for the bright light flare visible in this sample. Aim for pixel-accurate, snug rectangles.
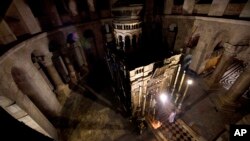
[160,93,168,103]
[187,79,193,85]
[151,120,162,129]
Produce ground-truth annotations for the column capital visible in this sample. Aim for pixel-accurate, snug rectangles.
[223,43,237,56]
[40,56,53,67]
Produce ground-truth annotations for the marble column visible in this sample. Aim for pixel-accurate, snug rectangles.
[41,57,71,101]
[183,0,196,14]
[215,64,250,112]
[208,0,230,16]
[13,0,41,34]
[0,20,17,44]
[163,0,174,15]
[240,0,250,18]
[206,43,236,88]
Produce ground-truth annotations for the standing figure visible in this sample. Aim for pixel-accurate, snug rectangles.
[168,110,176,123]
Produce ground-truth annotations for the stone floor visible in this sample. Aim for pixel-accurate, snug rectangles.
[148,71,250,141]
[53,62,250,141]
[178,75,248,141]
[56,86,157,141]
[54,63,157,141]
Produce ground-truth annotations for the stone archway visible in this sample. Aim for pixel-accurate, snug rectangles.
[125,35,131,51]
[200,31,229,74]
[202,42,224,75]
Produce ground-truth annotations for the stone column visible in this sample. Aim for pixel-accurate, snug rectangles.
[73,43,89,78]
[87,0,95,12]
[0,20,17,45]
[183,0,196,14]
[17,94,59,140]
[164,0,174,14]
[13,0,41,34]
[61,45,78,83]
[208,0,230,16]
[215,64,250,112]
[73,43,84,67]
[68,0,78,16]
[122,36,125,52]
[130,35,133,48]
[64,56,78,84]
[87,0,98,19]
[12,63,62,118]
[105,24,113,43]
[240,0,250,18]
[77,42,88,66]
[42,0,62,27]
[206,43,236,88]
[41,57,71,101]
[137,34,140,48]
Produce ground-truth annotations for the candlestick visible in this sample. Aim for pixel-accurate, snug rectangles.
[142,95,146,116]
[138,85,142,107]
[105,24,109,33]
[175,71,186,103]
[171,64,181,97]
[178,79,193,109]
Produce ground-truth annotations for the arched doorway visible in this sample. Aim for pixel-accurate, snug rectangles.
[118,35,124,49]
[125,36,130,51]
[132,35,137,49]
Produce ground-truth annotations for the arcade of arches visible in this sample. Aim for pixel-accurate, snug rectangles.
[1,0,250,141]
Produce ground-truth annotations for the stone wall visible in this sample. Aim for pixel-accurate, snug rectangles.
[129,63,154,115]
[0,21,105,139]
[0,96,51,138]
[163,16,250,74]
